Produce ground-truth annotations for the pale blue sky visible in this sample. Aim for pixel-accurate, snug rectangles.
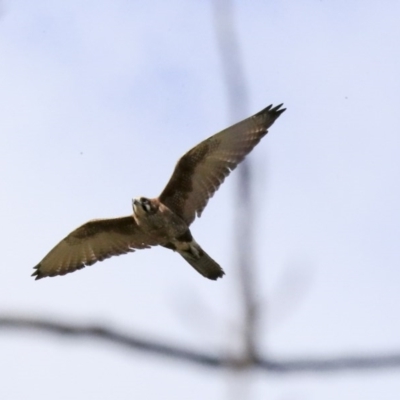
[1,1,399,399]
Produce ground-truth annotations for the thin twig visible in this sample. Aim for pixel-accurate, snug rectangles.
[0,315,221,367]
[212,0,258,362]
[2,315,400,373]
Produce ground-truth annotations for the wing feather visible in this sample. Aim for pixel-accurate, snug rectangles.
[32,216,156,279]
[159,104,285,224]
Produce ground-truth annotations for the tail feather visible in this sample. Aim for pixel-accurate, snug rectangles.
[178,247,225,280]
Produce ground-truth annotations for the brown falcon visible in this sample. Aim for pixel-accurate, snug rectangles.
[32,104,285,281]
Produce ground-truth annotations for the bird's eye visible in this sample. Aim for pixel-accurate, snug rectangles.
[141,199,151,213]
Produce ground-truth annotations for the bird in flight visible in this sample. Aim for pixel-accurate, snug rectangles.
[32,103,285,281]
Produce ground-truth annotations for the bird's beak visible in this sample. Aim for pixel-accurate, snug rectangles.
[132,198,140,210]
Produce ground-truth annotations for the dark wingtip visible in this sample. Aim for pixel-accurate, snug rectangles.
[31,264,44,280]
[269,103,286,119]
[256,103,286,119]
[271,103,286,116]
[208,268,225,281]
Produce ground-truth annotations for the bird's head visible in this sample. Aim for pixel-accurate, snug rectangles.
[132,197,157,216]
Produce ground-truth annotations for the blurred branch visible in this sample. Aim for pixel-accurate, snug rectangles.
[213,0,257,362]
[2,315,400,373]
[0,315,220,367]
[213,0,249,116]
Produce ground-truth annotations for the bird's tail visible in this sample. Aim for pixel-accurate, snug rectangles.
[178,244,225,281]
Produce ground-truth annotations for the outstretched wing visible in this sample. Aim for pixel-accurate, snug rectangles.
[159,103,285,225]
[32,216,157,279]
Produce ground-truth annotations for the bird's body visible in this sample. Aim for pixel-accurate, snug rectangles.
[132,198,187,242]
[32,103,285,281]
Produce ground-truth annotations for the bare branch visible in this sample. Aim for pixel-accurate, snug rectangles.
[0,315,221,367]
[257,354,400,373]
[2,315,400,373]
[212,0,258,363]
